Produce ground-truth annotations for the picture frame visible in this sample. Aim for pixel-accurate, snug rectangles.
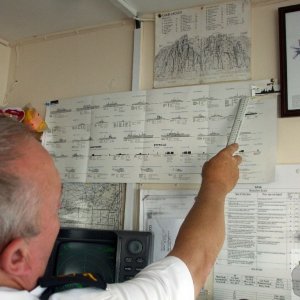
[278,4,300,117]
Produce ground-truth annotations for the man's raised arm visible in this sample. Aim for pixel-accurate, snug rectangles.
[168,143,242,296]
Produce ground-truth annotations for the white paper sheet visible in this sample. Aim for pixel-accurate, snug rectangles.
[214,164,300,300]
[147,218,184,262]
[42,83,277,183]
[139,189,196,262]
[154,0,251,88]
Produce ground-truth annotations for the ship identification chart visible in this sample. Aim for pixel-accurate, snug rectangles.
[42,81,277,184]
[154,0,251,88]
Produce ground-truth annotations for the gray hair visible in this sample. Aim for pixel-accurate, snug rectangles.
[0,116,41,252]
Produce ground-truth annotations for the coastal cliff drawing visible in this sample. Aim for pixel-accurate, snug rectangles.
[154,34,250,83]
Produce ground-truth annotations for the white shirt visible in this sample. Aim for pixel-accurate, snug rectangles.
[0,256,194,300]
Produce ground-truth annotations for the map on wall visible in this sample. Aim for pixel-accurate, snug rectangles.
[42,81,277,184]
[59,182,125,230]
[154,0,251,88]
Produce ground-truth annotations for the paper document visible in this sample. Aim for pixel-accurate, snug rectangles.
[214,164,300,300]
[43,82,277,183]
[154,0,251,88]
[147,218,183,261]
[139,189,196,261]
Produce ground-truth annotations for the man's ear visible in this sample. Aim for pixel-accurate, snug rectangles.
[0,238,31,276]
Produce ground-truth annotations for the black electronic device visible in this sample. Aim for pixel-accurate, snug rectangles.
[44,227,153,283]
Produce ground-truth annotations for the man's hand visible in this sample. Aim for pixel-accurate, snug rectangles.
[201,143,242,194]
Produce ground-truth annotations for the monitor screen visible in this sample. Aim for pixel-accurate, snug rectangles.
[55,241,116,283]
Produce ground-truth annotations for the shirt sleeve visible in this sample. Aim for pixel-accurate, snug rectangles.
[48,256,194,300]
[108,256,194,300]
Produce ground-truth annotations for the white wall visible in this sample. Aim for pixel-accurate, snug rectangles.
[252,0,300,164]
[6,20,134,115]
[0,43,11,105]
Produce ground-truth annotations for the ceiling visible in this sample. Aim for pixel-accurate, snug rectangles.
[0,0,217,45]
[0,0,279,45]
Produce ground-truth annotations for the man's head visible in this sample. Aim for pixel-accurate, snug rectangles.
[0,116,61,290]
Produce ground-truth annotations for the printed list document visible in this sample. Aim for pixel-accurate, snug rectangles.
[140,165,300,299]
[214,164,300,300]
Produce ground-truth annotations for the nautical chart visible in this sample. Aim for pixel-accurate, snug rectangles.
[154,0,251,88]
[42,81,277,184]
[59,183,125,230]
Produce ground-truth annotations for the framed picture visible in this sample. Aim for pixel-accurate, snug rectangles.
[278,4,300,117]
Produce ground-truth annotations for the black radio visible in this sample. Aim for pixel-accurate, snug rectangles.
[44,227,153,283]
